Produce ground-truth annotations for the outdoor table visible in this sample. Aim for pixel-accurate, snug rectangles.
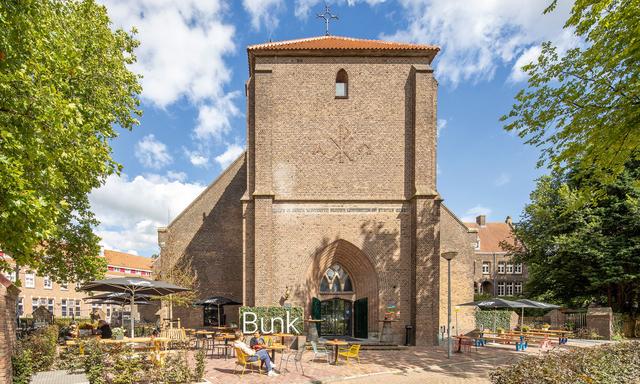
[266,343,286,362]
[453,335,472,353]
[66,337,171,354]
[272,332,293,346]
[378,319,398,343]
[325,340,348,365]
[219,334,237,359]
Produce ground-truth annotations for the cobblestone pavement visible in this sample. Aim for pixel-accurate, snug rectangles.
[31,370,88,384]
[203,343,540,384]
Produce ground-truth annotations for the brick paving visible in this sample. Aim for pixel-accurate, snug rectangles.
[31,370,88,384]
[202,344,538,384]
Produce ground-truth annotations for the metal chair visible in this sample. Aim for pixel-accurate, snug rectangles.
[310,341,330,363]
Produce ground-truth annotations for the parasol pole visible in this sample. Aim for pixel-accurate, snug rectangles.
[217,304,221,326]
[130,288,136,338]
[521,307,524,330]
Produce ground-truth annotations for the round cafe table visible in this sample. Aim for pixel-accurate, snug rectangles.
[378,319,398,343]
[325,340,348,365]
[272,332,293,346]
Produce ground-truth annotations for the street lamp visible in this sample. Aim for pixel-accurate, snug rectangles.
[441,251,458,359]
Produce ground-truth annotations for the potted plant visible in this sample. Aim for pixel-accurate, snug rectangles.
[497,327,505,334]
[112,327,125,340]
[522,325,531,332]
[542,323,551,330]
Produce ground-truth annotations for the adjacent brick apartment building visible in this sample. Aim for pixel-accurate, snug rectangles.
[157,35,479,346]
[464,215,528,297]
[2,249,152,320]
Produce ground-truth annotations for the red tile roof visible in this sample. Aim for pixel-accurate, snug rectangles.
[104,250,153,271]
[465,222,516,253]
[248,35,440,52]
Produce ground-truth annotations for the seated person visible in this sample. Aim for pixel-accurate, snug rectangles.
[250,331,266,350]
[97,320,112,339]
[233,331,278,377]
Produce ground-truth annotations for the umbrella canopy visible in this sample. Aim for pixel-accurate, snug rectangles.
[80,277,190,337]
[194,296,242,326]
[84,292,153,301]
[459,298,537,331]
[80,277,190,296]
[86,299,151,306]
[458,298,535,309]
[194,296,241,306]
[517,299,561,310]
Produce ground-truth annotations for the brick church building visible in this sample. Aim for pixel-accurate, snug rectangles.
[157,36,477,346]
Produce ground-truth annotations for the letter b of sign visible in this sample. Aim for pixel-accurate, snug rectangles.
[243,311,258,333]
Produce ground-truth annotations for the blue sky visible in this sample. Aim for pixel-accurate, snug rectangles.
[89,0,577,256]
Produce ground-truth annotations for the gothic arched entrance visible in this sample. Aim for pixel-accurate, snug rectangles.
[306,240,378,339]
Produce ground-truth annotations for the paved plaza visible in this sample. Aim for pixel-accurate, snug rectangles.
[202,343,540,384]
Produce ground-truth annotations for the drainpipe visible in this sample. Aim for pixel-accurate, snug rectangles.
[493,253,497,296]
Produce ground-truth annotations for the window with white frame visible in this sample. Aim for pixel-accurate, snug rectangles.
[515,263,523,274]
[61,299,68,317]
[506,282,514,296]
[497,282,505,296]
[43,276,53,289]
[497,263,505,274]
[60,282,68,290]
[32,297,39,309]
[75,300,81,317]
[25,271,35,288]
[474,236,481,250]
[482,262,490,274]
[515,282,523,294]
[17,297,24,316]
[47,298,54,313]
[506,264,514,274]
[4,271,16,282]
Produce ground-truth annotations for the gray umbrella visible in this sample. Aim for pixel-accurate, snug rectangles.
[459,298,536,331]
[516,299,562,329]
[194,296,242,326]
[84,292,153,302]
[80,277,190,337]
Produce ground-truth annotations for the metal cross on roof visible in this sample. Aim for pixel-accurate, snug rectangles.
[317,4,339,36]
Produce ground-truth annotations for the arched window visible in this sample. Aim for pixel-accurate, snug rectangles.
[320,264,354,293]
[335,69,348,98]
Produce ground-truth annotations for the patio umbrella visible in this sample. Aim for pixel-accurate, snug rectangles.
[84,292,153,302]
[516,299,562,329]
[458,298,536,331]
[194,296,242,326]
[80,277,190,337]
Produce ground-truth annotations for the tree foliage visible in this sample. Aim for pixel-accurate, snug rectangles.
[0,0,141,282]
[506,160,640,315]
[502,0,640,188]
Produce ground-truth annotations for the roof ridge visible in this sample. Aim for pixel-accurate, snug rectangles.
[248,35,439,51]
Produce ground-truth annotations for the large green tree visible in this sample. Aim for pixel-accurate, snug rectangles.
[507,160,640,315]
[0,0,141,282]
[502,0,640,188]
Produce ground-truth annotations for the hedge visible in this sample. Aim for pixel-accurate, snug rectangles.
[491,341,640,384]
[475,310,512,331]
[239,306,304,334]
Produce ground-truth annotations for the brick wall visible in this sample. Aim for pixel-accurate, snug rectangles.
[0,275,19,384]
[157,154,246,329]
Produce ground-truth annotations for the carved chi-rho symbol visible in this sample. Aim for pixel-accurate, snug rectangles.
[313,126,371,163]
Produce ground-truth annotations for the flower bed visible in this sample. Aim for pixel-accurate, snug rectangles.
[491,341,640,384]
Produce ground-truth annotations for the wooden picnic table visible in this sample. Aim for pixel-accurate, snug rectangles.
[325,340,348,365]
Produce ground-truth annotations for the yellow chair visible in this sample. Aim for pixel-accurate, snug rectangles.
[233,347,262,376]
[337,344,361,364]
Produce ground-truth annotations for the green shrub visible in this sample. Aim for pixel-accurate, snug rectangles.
[12,345,33,384]
[475,310,512,331]
[193,349,206,382]
[83,340,106,384]
[491,341,640,384]
[20,325,58,372]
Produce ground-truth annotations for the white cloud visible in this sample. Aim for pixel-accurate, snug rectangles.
[494,172,511,187]
[100,0,239,146]
[90,173,205,255]
[135,134,172,169]
[437,118,447,136]
[383,0,575,86]
[243,0,285,31]
[166,170,187,182]
[460,204,492,223]
[194,91,241,141]
[184,149,209,168]
[214,143,245,169]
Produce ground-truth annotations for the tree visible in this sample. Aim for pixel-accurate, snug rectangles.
[0,0,141,282]
[502,0,640,188]
[156,258,197,322]
[506,160,640,316]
